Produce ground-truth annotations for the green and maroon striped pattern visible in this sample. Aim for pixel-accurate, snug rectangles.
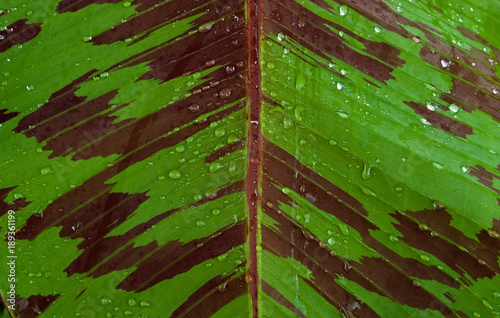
[0,0,499,317]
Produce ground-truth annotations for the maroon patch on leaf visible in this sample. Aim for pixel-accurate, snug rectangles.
[117,222,246,292]
[404,101,474,138]
[0,109,18,124]
[14,294,60,317]
[0,19,41,53]
[171,264,247,317]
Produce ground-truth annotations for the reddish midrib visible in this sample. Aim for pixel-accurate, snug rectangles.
[246,0,262,316]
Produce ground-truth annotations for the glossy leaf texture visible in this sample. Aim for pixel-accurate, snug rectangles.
[0,0,499,317]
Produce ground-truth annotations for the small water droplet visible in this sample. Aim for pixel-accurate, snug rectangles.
[327,237,335,245]
[487,229,500,238]
[40,167,50,175]
[83,35,92,42]
[101,297,112,305]
[336,111,348,119]
[196,220,206,227]
[283,115,293,129]
[336,82,344,90]
[215,127,226,137]
[168,170,181,179]
[359,185,376,197]
[294,106,304,121]
[26,85,34,91]
[361,164,371,180]
[432,162,444,170]
[339,5,349,16]
[449,104,459,113]
[295,72,305,90]
[127,298,137,306]
[493,88,498,95]
[374,26,382,33]
[473,312,481,318]
[494,291,500,298]
[389,234,399,242]
[225,65,235,74]
[140,300,149,307]
[426,101,436,111]
[198,22,214,33]
[440,59,450,68]
[419,254,430,261]
[267,62,275,70]
[462,166,469,173]
[219,88,231,99]
[329,138,337,146]
[212,209,221,216]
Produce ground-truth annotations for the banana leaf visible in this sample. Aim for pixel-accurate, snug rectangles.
[0,0,499,317]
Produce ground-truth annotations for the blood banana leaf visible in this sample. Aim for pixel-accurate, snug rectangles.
[0,0,499,317]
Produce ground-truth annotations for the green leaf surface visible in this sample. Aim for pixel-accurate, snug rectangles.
[0,0,499,317]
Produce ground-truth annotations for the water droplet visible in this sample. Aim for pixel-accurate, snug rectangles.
[295,72,305,90]
[487,229,500,238]
[426,101,436,111]
[493,88,498,95]
[340,69,347,75]
[389,234,399,242]
[83,35,92,42]
[432,162,444,170]
[449,104,459,113]
[209,162,223,172]
[361,164,371,180]
[40,167,50,175]
[176,145,185,153]
[329,138,337,146]
[13,193,22,199]
[267,62,275,70]
[26,85,34,91]
[462,166,469,173]
[196,220,205,227]
[198,22,214,33]
[339,5,349,16]
[124,310,133,316]
[294,106,304,121]
[419,254,430,261]
[277,32,284,41]
[374,26,382,33]
[327,237,335,245]
[283,115,293,129]
[473,312,481,318]
[101,297,112,305]
[336,111,348,119]
[359,185,376,197]
[336,82,344,90]
[297,18,306,29]
[212,209,221,216]
[214,127,225,137]
[123,1,131,7]
[140,300,149,307]
[168,170,181,179]
[225,65,235,74]
[127,298,137,307]
[219,88,231,99]
[440,59,450,68]
[494,291,500,298]
[412,36,422,43]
